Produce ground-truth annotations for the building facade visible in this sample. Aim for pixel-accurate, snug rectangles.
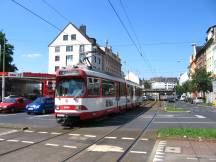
[150,77,177,90]
[48,23,122,77]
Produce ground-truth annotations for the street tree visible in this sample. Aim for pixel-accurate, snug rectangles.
[175,83,184,96]
[143,80,151,89]
[182,80,196,93]
[0,32,18,72]
[192,68,212,98]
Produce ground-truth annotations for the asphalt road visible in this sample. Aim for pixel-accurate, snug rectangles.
[0,101,216,162]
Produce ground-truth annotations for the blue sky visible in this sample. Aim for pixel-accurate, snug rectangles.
[0,0,215,79]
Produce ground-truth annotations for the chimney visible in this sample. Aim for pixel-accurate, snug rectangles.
[79,25,86,36]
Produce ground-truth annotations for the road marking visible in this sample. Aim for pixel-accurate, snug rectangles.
[153,122,216,124]
[51,132,61,135]
[63,145,77,149]
[140,138,149,141]
[121,137,134,140]
[21,141,35,144]
[186,157,198,160]
[28,114,53,118]
[130,151,147,154]
[7,139,19,142]
[38,131,48,134]
[24,130,35,133]
[0,114,17,117]
[0,130,18,136]
[0,138,5,141]
[105,136,117,139]
[45,143,59,147]
[68,133,80,136]
[195,115,206,118]
[153,157,164,161]
[87,144,124,152]
[209,159,216,161]
[84,135,96,138]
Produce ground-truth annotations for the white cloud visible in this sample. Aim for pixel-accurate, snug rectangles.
[22,53,41,58]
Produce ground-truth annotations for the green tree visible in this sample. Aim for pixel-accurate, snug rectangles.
[182,80,196,93]
[0,32,18,72]
[192,68,212,98]
[175,83,184,96]
[143,80,151,89]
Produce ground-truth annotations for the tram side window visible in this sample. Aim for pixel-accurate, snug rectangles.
[102,80,115,96]
[120,83,126,96]
[87,77,100,96]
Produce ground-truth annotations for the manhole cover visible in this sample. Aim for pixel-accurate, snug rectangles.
[165,147,181,153]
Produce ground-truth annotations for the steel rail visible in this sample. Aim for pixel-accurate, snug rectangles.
[61,101,158,162]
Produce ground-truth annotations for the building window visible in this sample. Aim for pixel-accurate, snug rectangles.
[98,58,101,64]
[66,46,73,52]
[55,46,60,52]
[66,55,73,66]
[79,45,84,53]
[71,34,76,40]
[79,53,85,62]
[55,66,59,71]
[63,35,68,41]
[87,77,100,96]
[55,56,60,61]
[94,56,96,63]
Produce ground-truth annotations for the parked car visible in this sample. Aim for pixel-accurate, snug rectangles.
[0,97,32,113]
[26,97,54,114]
[167,97,175,103]
[193,97,204,104]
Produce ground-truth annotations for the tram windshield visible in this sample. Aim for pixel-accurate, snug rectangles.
[56,78,85,97]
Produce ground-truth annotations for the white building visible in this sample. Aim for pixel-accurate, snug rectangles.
[125,72,140,84]
[179,71,189,86]
[48,23,102,74]
[150,77,177,90]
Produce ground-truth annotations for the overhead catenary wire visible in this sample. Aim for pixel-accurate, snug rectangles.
[107,0,143,57]
[41,0,70,23]
[11,0,63,32]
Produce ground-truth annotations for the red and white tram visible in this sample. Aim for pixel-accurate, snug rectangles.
[54,66,142,125]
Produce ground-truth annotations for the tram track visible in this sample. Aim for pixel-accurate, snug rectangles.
[61,101,159,162]
[0,101,157,161]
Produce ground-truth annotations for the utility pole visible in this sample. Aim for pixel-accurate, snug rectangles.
[2,36,5,100]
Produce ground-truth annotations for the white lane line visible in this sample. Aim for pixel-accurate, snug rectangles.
[209,159,216,161]
[45,143,59,147]
[84,135,96,138]
[0,138,5,141]
[195,115,206,119]
[140,138,149,141]
[38,131,48,134]
[153,157,164,161]
[68,133,80,136]
[104,136,117,139]
[186,157,198,160]
[24,130,35,133]
[0,130,18,136]
[51,132,61,135]
[21,141,35,144]
[121,137,135,140]
[28,114,53,118]
[7,139,19,142]
[130,151,147,154]
[153,122,216,124]
[63,145,77,149]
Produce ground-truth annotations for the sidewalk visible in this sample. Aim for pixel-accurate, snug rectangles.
[150,138,216,162]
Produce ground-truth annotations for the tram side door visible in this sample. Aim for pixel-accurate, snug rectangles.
[115,82,120,112]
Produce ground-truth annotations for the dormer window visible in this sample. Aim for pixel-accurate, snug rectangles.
[63,35,68,41]
[71,34,76,40]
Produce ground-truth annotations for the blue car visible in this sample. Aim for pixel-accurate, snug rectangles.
[26,97,54,114]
